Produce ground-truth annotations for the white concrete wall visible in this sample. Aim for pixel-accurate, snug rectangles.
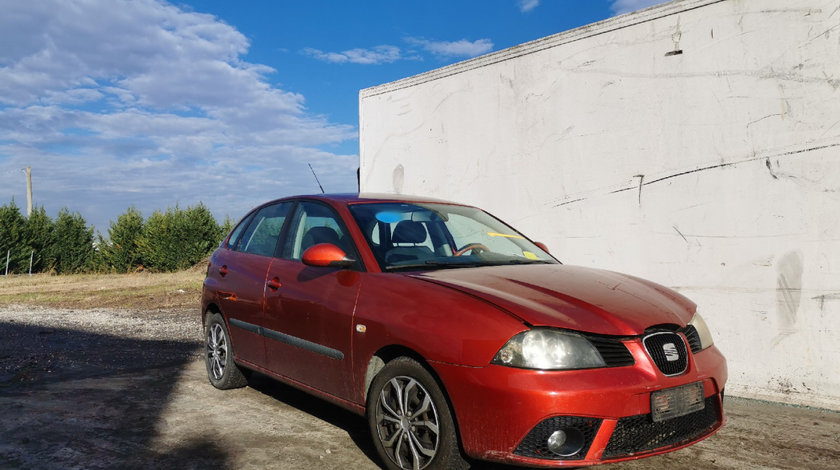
[359,0,840,410]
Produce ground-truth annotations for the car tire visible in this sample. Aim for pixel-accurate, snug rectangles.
[204,311,248,390]
[367,357,468,470]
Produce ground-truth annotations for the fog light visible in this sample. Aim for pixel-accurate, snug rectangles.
[546,428,585,457]
[547,430,567,451]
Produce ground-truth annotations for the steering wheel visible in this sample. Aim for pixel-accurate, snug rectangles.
[453,243,489,257]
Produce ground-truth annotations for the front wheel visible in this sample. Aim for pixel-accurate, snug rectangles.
[367,357,468,470]
[204,311,248,390]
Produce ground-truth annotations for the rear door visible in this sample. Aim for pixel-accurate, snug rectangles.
[262,200,363,399]
[215,202,292,367]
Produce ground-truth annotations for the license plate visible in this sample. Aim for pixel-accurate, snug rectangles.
[651,382,705,422]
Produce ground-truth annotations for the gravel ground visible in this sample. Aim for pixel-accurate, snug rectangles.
[0,304,200,341]
[0,304,202,385]
[1,305,839,469]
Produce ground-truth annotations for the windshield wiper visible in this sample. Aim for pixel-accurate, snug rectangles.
[385,258,552,272]
[500,259,554,265]
[384,259,483,271]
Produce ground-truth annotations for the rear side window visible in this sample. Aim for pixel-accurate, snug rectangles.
[225,212,254,249]
[233,202,292,257]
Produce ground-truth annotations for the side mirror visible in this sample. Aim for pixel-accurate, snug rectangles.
[302,243,355,268]
[534,242,550,254]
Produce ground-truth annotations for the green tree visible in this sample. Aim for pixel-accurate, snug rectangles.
[182,203,222,265]
[101,206,144,272]
[218,214,235,246]
[49,208,95,274]
[137,209,170,271]
[138,203,221,271]
[24,206,54,273]
[0,200,28,274]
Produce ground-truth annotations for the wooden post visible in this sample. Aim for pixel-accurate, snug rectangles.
[4,250,8,276]
[26,166,33,218]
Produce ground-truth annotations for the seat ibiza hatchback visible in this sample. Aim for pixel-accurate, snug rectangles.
[202,193,726,469]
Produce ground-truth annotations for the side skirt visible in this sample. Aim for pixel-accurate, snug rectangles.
[234,356,366,416]
[229,317,344,360]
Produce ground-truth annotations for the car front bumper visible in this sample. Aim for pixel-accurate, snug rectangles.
[430,341,727,467]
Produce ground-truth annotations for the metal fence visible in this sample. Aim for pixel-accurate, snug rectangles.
[4,249,35,276]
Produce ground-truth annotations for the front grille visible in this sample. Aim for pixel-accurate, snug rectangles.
[682,325,703,353]
[514,416,601,460]
[603,396,720,459]
[588,336,635,367]
[643,332,688,376]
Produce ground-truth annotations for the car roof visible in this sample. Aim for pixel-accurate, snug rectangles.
[272,193,471,206]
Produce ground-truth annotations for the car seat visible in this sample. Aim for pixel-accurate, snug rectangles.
[385,220,433,265]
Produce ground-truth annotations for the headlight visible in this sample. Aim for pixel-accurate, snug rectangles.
[492,329,606,370]
[689,313,714,350]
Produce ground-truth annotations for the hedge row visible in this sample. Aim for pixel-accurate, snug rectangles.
[0,200,233,274]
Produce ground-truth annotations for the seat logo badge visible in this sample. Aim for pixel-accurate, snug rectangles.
[663,343,679,362]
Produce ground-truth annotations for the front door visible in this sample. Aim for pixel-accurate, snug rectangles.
[262,201,363,400]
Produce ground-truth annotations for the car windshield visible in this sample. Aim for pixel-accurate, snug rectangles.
[348,202,558,271]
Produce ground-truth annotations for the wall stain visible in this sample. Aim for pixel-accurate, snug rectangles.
[772,250,804,346]
[392,164,404,194]
[765,158,779,179]
[550,142,840,208]
[812,293,840,311]
[673,225,689,244]
[634,174,644,206]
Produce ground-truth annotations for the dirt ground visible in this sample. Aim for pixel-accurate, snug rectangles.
[1,303,839,469]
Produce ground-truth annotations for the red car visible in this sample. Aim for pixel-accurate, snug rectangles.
[202,194,726,469]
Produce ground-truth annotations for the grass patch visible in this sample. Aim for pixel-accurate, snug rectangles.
[0,271,205,310]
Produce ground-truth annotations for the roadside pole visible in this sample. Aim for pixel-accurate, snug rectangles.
[4,249,8,275]
[29,250,34,275]
[26,166,33,218]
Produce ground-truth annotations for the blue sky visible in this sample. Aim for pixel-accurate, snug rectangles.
[0,0,665,233]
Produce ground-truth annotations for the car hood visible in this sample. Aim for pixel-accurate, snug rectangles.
[406,264,695,336]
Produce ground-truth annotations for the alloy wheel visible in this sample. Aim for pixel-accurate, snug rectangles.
[207,323,228,381]
[374,376,440,470]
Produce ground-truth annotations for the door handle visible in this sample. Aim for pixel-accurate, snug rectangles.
[266,277,282,290]
[219,265,228,277]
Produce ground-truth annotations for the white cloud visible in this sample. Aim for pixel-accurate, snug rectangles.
[518,0,540,13]
[0,0,251,107]
[407,38,494,59]
[42,88,104,106]
[610,0,668,15]
[303,37,493,66]
[0,0,358,232]
[302,46,401,65]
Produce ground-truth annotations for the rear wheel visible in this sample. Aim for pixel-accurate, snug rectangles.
[367,357,468,470]
[204,311,248,389]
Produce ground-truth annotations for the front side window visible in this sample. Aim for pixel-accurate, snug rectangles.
[282,201,359,266]
[349,202,557,271]
[233,202,292,257]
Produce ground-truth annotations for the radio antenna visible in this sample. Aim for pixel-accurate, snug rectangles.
[308,163,325,194]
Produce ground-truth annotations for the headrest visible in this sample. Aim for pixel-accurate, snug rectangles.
[303,226,340,246]
[392,220,426,244]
